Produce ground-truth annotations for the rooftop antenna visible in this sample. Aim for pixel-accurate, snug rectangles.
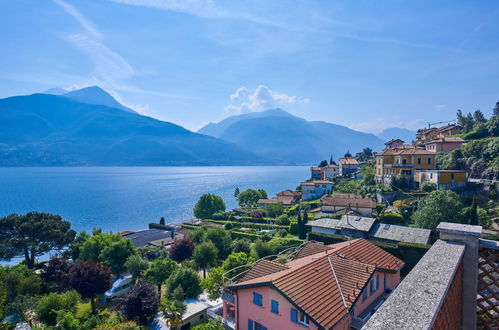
[427,119,456,129]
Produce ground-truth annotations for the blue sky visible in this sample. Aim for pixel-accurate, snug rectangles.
[1,0,498,133]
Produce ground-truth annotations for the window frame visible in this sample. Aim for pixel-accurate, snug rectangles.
[271,300,279,314]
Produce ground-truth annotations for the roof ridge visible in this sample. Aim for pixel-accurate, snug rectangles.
[328,256,347,308]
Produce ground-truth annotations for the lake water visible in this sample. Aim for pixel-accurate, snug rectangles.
[0,167,308,233]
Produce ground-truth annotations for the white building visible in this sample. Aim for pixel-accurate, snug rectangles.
[300,180,333,201]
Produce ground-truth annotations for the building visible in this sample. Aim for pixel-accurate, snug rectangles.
[223,239,405,330]
[122,229,175,248]
[307,217,432,245]
[425,136,464,153]
[368,223,431,245]
[310,167,322,180]
[322,164,340,179]
[276,190,301,205]
[375,146,436,186]
[435,124,461,138]
[415,124,461,146]
[414,169,467,190]
[300,180,333,201]
[339,157,360,176]
[320,194,377,217]
[384,139,405,150]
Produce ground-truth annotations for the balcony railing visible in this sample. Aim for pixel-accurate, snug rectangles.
[383,164,414,168]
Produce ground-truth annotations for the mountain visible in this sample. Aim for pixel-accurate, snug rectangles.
[198,109,384,164]
[43,87,68,95]
[0,93,266,166]
[59,86,136,113]
[377,127,416,144]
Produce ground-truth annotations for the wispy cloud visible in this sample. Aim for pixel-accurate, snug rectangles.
[226,85,309,114]
[52,0,102,39]
[349,118,425,135]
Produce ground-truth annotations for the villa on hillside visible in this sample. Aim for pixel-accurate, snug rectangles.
[310,167,322,180]
[415,124,461,146]
[424,136,465,153]
[414,169,468,190]
[384,139,405,150]
[300,180,333,201]
[121,229,181,248]
[320,193,377,217]
[257,190,301,207]
[338,157,360,176]
[222,239,405,330]
[310,164,339,180]
[375,146,436,186]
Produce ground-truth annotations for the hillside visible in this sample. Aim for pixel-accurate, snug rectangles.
[198,109,384,164]
[0,93,265,166]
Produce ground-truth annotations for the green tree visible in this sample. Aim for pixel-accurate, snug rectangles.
[144,258,177,297]
[473,110,486,123]
[237,189,267,207]
[160,286,186,329]
[193,242,218,278]
[360,160,375,185]
[166,268,202,299]
[222,252,254,278]
[355,147,374,162]
[205,227,232,259]
[100,238,137,275]
[159,217,166,225]
[125,255,149,281]
[201,267,224,300]
[115,282,159,325]
[264,203,284,217]
[36,290,80,326]
[487,115,499,136]
[169,238,195,262]
[344,150,352,157]
[493,102,499,117]
[230,239,251,254]
[468,199,479,226]
[191,318,225,330]
[187,227,206,244]
[0,212,76,269]
[411,190,465,230]
[420,182,437,192]
[194,194,226,219]
[251,240,274,259]
[233,187,240,198]
[318,160,328,167]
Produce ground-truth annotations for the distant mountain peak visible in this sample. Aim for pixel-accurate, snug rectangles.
[43,87,68,95]
[59,86,136,114]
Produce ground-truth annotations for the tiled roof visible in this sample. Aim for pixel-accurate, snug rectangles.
[436,124,460,132]
[324,164,339,168]
[306,218,340,230]
[277,190,301,196]
[369,223,431,245]
[339,157,359,165]
[230,239,404,328]
[257,199,282,205]
[385,138,405,145]
[276,195,296,205]
[238,259,289,282]
[337,215,376,232]
[321,195,377,208]
[293,241,329,259]
[310,167,321,171]
[377,146,436,156]
[425,136,464,144]
[301,180,332,186]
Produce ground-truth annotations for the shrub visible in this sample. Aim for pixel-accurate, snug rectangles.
[148,223,171,230]
[289,222,299,235]
[379,213,404,225]
[249,211,263,219]
[275,214,291,226]
[223,223,233,230]
[420,182,437,192]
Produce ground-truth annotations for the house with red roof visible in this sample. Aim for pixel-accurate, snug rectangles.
[338,157,360,176]
[222,239,404,330]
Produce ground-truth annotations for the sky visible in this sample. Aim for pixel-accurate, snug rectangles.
[0,0,498,134]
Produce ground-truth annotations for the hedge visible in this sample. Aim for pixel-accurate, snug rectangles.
[289,222,299,235]
[200,219,287,230]
[230,231,266,241]
[379,213,404,225]
[149,223,172,230]
[180,223,200,230]
[307,232,349,245]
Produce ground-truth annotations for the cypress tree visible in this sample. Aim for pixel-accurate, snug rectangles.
[468,198,479,226]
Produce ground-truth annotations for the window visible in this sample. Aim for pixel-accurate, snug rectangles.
[271,300,279,314]
[428,157,432,164]
[417,157,422,165]
[253,293,262,306]
[370,275,379,294]
[402,159,407,165]
[299,311,309,326]
[362,289,368,302]
[451,173,455,180]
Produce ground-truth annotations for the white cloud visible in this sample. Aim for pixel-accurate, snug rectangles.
[225,85,309,114]
[434,104,447,111]
[349,118,425,135]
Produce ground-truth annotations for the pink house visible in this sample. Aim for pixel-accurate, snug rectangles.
[222,239,404,330]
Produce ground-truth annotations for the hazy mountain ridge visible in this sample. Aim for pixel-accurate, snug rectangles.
[199,109,384,163]
[377,127,416,144]
[0,92,266,166]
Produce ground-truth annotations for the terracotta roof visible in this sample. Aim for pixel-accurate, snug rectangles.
[312,180,332,184]
[238,259,289,282]
[310,167,321,171]
[276,195,297,205]
[230,239,404,328]
[257,199,282,205]
[377,146,435,156]
[277,190,301,196]
[293,241,329,260]
[300,181,315,186]
[384,138,405,145]
[338,157,359,165]
[321,195,376,208]
[324,164,339,168]
[425,136,464,144]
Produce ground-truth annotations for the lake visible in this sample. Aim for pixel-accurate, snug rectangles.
[0,166,308,233]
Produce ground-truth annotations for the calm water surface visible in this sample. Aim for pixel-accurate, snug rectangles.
[0,167,308,232]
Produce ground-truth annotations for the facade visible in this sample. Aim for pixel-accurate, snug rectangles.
[276,190,301,205]
[375,146,436,186]
[223,239,404,330]
[300,180,333,201]
[320,194,376,217]
[322,164,339,179]
[339,157,360,176]
[425,136,464,153]
[414,170,467,190]
[384,139,405,150]
[310,167,322,180]
[416,124,461,146]
[435,124,461,138]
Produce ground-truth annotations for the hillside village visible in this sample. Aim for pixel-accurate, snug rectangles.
[0,108,497,329]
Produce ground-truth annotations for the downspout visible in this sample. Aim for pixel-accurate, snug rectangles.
[235,291,239,329]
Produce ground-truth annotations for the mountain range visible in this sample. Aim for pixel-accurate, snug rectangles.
[377,127,416,144]
[198,108,384,164]
[0,86,389,166]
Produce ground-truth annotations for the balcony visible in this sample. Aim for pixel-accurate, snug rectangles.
[221,291,235,304]
[383,164,414,168]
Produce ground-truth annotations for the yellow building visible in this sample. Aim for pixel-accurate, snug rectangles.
[375,146,437,185]
[414,170,467,190]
